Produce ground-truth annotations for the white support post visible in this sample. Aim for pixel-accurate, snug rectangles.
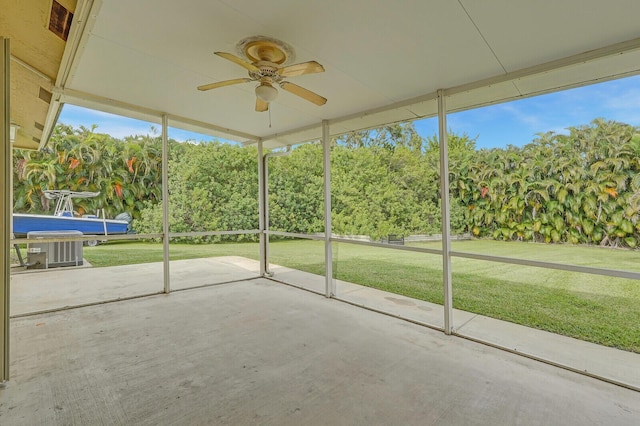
[322,120,334,297]
[161,114,170,294]
[261,148,292,277]
[257,140,267,276]
[438,89,454,334]
[263,154,271,276]
[1,37,10,382]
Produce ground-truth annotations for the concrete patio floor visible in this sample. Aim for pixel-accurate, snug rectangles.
[4,256,640,423]
[2,277,639,425]
[10,256,261,315]
[9,257,640,391]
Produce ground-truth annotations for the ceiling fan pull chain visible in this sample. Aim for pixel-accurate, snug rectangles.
[269,107,272,128]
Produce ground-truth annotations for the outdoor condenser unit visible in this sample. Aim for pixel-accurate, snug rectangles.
[27,230,83,268]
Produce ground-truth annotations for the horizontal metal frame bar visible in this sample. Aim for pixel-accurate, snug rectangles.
[444,68,640,117]
[445,36,640,97]
[265,278,639,392]
[11,230,261,245]
[451,250,640,281]
[333,295,445,334]
[10,291,165,319]
[331,237,443,256]
[168,230,259,238]
[11,233,163,245]
[11,230,640,281]
[260,36,640,147]
[260,91,438,145]
[266,276,326,297]
[10,277,259,319]
[55,88,260,142]
[453,331,639,393]
[266,230,325,241]
[162,276,262,295]
[330,238,640,281]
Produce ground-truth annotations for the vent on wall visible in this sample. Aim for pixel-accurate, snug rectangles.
[39,87,53,103]
[49,0,74,41]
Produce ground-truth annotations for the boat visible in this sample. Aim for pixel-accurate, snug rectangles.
[13,190,132,242]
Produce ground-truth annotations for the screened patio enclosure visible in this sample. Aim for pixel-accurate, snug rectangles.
[3,0,640,394]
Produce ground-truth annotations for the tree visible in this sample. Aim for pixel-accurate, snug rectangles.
[14,124,162,219]
[15,119,640,248]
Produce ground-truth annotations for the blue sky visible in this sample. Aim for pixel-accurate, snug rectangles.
[415,75,640,148]
[58,106,217,143]
[59,75,640,149]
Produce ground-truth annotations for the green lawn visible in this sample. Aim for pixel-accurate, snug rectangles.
[83,239,640,353]
[81,240,262,267]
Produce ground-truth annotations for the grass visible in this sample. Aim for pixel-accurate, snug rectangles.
[81,238,640,353]
[80,240,261,267]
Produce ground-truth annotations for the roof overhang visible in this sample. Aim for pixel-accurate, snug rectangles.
[5,0,640,149]
[1,0,78,149]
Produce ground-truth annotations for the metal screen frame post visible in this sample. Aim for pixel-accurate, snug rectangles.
[262,147,292,277]
[257,140,267,276]
[322,120,334,297]
[262,147,271,276]
[1,37,11,382]
[161,114,170,293]
[438,89,454,334]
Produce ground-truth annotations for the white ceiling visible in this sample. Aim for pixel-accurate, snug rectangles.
[52,0,640,147]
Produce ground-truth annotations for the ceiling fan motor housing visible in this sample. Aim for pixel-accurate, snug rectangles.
[250,62,282,83]
[198,35,326,112]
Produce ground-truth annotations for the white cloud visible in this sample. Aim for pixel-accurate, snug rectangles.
[59,105,215,142]
[501,103,545,129]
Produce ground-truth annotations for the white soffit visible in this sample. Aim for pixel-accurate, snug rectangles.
[53,0,640,147]
[1,0,77,149]
[513,50,640,97]
[446,82,520,115]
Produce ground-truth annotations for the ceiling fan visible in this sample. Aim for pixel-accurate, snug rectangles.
[197,37,327,112]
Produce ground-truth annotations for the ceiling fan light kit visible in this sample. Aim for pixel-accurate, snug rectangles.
[197,36,326,112]
[255,83,278,102]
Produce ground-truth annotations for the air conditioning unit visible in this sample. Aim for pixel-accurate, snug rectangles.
[27,230,83,268]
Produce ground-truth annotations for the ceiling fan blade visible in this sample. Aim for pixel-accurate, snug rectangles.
[214,52,260,72]
[278,61,325,77]
[255,98,269,112]
[280,82,327,106]
[197,78,252,91]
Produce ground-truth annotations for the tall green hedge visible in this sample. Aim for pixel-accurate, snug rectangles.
[13,119,640,247]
